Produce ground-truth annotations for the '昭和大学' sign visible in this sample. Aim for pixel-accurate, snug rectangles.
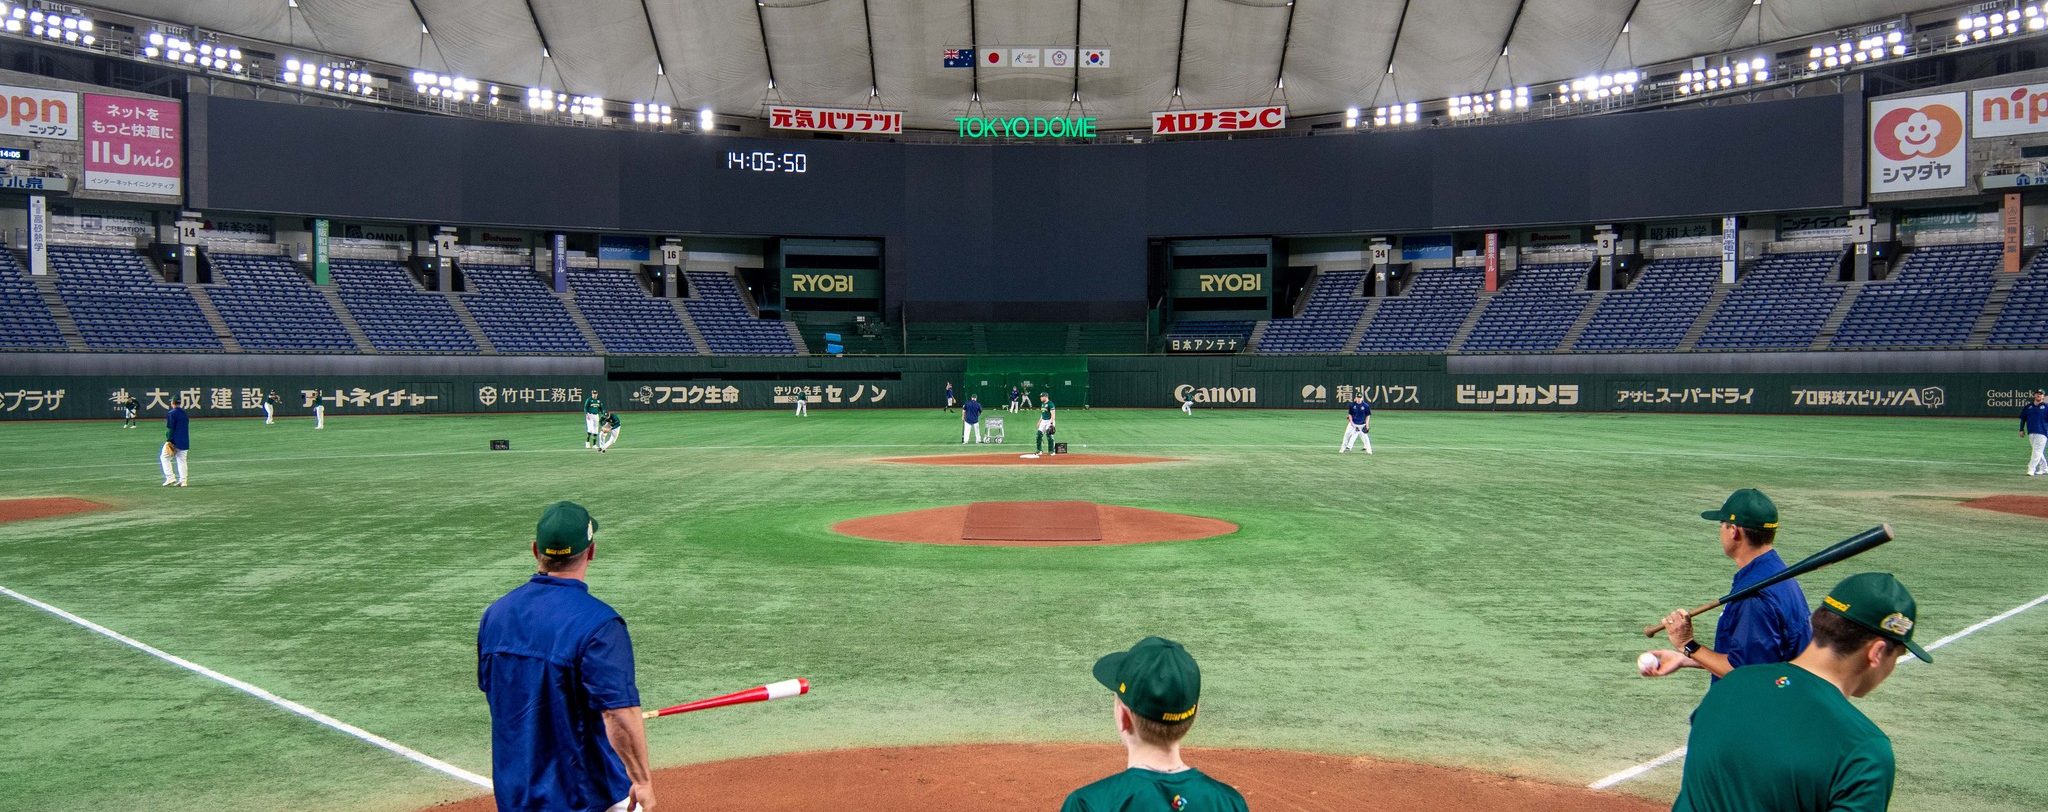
[954,115,1097,139]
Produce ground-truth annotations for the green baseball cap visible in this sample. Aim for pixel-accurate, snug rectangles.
[1820,572,1930,663]
[1092,636,1201,723]
[536,501,599,558]
[1702,488,1779,531]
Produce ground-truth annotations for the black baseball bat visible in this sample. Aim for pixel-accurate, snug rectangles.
[1642,524,1893,637]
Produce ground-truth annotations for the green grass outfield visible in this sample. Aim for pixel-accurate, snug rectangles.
[1,407,2044,811]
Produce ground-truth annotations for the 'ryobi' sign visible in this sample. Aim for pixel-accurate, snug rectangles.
[783,268,876,298]
[1198,273,1262,293]
[789,273,855,293]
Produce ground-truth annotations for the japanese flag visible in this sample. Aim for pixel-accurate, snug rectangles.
[983,48,1007,67]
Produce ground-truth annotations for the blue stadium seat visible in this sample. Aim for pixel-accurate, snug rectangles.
[1256,270,1368,354]
[1830,243,1997,349]
[1459,263,1592,352]
[331,259,479,353]
[1575,257,1719,351]
[683,272,798,355]
[1355,267,1483,353]
[1991,248,2048,347]
[0,243,65,350]
[205,252,358,352]
[1695,251,1844,350]
[51,245,222,351]
[460,263,590,354]
[566,268,695,354]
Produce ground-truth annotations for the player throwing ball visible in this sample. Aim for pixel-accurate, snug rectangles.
[583,391,605,449]
[1340,393,1372,453]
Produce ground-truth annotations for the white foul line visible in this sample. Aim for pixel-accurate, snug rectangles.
[0,584,492,790]
[1589,590,2048,790]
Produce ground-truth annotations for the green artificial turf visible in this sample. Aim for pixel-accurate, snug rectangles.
[0,407,2043,811]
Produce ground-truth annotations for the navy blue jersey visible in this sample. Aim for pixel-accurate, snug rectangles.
[479,575,640,812]
[2023,402,2048,435]
[1348,401,1372,425]
[164,406,190,450]
[1712,550,1812,680]
[964,400,983,423]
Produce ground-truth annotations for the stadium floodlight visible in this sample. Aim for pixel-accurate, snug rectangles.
[699,107,715,130]
[1344,107,1358,127]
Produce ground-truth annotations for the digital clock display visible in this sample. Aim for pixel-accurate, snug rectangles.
[725,151,809,173]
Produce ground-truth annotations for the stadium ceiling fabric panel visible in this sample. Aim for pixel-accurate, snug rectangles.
[98,0,1957,129]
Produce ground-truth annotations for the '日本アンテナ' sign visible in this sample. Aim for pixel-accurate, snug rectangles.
[83,93,181,197]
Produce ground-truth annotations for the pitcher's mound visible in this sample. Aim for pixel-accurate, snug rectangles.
[0,497,109,524]
[834,501,1236,546]
[1962,494,2048,520]
[879,452,1179,466]
[421,743,1663,812]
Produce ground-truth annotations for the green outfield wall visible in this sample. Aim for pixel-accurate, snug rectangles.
[0,353,2041,420]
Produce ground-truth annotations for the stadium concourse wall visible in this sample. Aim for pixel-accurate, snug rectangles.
[0,351,2042,420]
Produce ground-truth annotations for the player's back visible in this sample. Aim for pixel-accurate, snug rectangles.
[1674,662,1893,812]
[1060,768,1247,812]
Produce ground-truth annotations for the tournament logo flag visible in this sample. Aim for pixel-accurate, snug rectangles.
[983,48,1007,67]
[1081,49,1111,68]
[1046,48,1076,68]
[1011,48,1043,68]
[943,48,975,68]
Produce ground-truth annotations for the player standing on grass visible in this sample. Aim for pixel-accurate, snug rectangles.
[944,382,956,414]
[962,395,985,444]
[479,502,655,812]
[1672,572,1929,812]
[597,411,622,453]
[1061,637,1248,812]
[159,396,189,487]
[1340,393,1372,454]
[1644,489,1811,680]
[1032,392,1058,458]
[584,391,605,449]
[263,390,280,425]
[118,393,138,429]
[2021,389,2047,476]
[793,389,808,417]
[1010,384,1023,413]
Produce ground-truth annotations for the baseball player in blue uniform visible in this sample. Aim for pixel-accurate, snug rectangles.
[1646,489,1813,681]
[2022,389,2047,476]
[159,398,189,487]
[944,382,956,414]
[962,395,985,444]
[1340,394,1372,454]
[1009,385,1023,413]
[479,502,655,812]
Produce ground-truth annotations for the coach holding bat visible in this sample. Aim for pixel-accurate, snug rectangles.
[1644,489,1812,680]
[479,501,655,812]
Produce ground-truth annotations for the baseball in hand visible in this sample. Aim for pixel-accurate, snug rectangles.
[1636,651,1660,676]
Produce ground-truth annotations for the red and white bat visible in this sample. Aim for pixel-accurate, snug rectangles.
[641,678,810,720]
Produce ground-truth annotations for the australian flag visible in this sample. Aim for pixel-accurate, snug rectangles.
[943,48,975,68]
